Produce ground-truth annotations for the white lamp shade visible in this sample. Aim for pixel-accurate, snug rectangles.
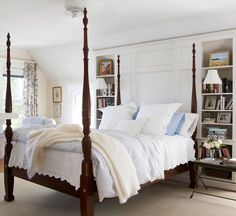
[96,78,107,89]
[0,113,19,120]
[203,70,222,84]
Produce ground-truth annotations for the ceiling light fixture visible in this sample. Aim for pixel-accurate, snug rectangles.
[64,0,84,19]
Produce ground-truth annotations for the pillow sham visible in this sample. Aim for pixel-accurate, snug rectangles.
[166,112,185,136]
[115,119,146,135]
[175,113,199,137]
[136,103,182,136]
[99,102,137,130]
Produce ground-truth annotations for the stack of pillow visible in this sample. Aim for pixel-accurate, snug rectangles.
[99,102,198,138]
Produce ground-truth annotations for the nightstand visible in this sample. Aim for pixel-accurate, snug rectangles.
[190,159,236,201]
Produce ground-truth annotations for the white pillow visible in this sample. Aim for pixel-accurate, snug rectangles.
[99,102,137,130]
[136,103,182,136]
[178,113,199,137]
[115,119,146,134]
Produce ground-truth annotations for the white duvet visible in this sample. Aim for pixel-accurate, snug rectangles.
[9,127,195,202]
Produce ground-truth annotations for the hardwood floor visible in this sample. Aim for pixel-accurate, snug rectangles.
[0,159,3,172]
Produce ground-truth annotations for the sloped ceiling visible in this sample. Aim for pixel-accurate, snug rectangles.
[1,0,236,80]
[1,0,236,48]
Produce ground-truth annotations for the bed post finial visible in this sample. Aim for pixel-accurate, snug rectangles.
[117,55,121,105]
[80,8,94,216]
[4,33,15,202]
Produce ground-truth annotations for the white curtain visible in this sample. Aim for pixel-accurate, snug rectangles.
[23,62,38,117]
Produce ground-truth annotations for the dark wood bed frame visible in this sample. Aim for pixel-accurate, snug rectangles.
[3,8,197,216]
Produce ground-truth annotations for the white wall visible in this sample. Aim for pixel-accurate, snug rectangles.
[29,41,96,124]
[0,47,48,117]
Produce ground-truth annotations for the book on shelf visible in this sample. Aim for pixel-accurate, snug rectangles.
[97,98,115,109]
[222,77,233,93]
[200,145,231,159]
[207,127,228,139]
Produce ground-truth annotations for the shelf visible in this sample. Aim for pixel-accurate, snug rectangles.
[202,122,232,126]
[202,110,233,112]
[97,74,115,78]
[202,65,233,70]
[97,96,115,98]
[201,93,232,96]
[197,137,234,143]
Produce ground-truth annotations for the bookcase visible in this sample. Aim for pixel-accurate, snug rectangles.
[95,54,116,128]
[198,37,236,182]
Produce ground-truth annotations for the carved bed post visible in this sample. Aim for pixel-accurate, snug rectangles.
[80,8,94,216]
[116,55,121,105]
[189,43,197,188]
[4,33,15,201]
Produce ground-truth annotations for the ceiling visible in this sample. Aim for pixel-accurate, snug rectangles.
[1,0,236,49]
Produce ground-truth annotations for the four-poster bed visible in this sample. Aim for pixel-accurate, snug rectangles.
[4,8,197,216]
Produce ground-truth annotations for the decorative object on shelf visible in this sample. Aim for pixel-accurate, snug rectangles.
[203,113,215,123]
[0,113,18,133]
[209,51,230,67]
[207,127,228,139]
[96,78,107,96]
[52,87,62,103]
[64,0,84,19]
[217,112,231,123]
[203,69,222,94]
[99,59,113,76]
[53,104,61,118]
[205,96,217,110]
[222,77,233,93]
[203,137,222,158]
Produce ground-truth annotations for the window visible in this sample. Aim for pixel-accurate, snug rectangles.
[1,68,24,128]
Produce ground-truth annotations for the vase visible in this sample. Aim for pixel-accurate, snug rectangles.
[209,149,216,158]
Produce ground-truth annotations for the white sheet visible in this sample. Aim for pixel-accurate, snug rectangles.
[9,129,195,202]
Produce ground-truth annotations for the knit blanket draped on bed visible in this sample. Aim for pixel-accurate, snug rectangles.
[25,124,140,203]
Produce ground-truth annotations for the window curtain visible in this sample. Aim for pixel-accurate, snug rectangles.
[23,62,38,117]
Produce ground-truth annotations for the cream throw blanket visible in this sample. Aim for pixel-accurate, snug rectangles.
[26,124,140,203]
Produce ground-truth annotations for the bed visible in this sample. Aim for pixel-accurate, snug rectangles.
[3,8,198,216]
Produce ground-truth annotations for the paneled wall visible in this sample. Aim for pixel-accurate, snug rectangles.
[94,39,194,112]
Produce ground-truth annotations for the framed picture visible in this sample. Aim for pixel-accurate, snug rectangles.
[53,87,62,103]
[99,59,113,76]
[53,104,61,118]
[217,112,231,123]
[209,51,230,67]
[205,96,217,110]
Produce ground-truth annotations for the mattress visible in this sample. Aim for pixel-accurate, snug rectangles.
[9,129,195,202]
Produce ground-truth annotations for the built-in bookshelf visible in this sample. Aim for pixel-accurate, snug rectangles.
[200,38,233,141]
[198,37,236,182]
[95,54,116,128]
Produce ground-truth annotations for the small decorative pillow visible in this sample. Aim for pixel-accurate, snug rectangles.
[115,119,146,134]
[175,113,199,137]
[99,102,137,130]
[136,103,182,136]
[166,112,185,136]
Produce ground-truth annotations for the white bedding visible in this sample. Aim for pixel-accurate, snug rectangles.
[9,129,195,202]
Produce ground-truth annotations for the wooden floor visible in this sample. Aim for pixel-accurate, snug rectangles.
[0,159,3,172]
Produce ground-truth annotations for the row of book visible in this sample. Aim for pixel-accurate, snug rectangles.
[202,78,232,93]
[200,146,231,159]
[216,96,233,110]
[207,127,228,139]
[97,98,114,109]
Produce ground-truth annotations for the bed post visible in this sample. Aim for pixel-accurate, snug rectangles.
[80,8,94,216]
[116,55,121,105]
[4,33,15,201]
[189,43,197,188]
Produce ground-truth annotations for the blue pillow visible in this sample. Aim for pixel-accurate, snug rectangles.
[166,112,185,136]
